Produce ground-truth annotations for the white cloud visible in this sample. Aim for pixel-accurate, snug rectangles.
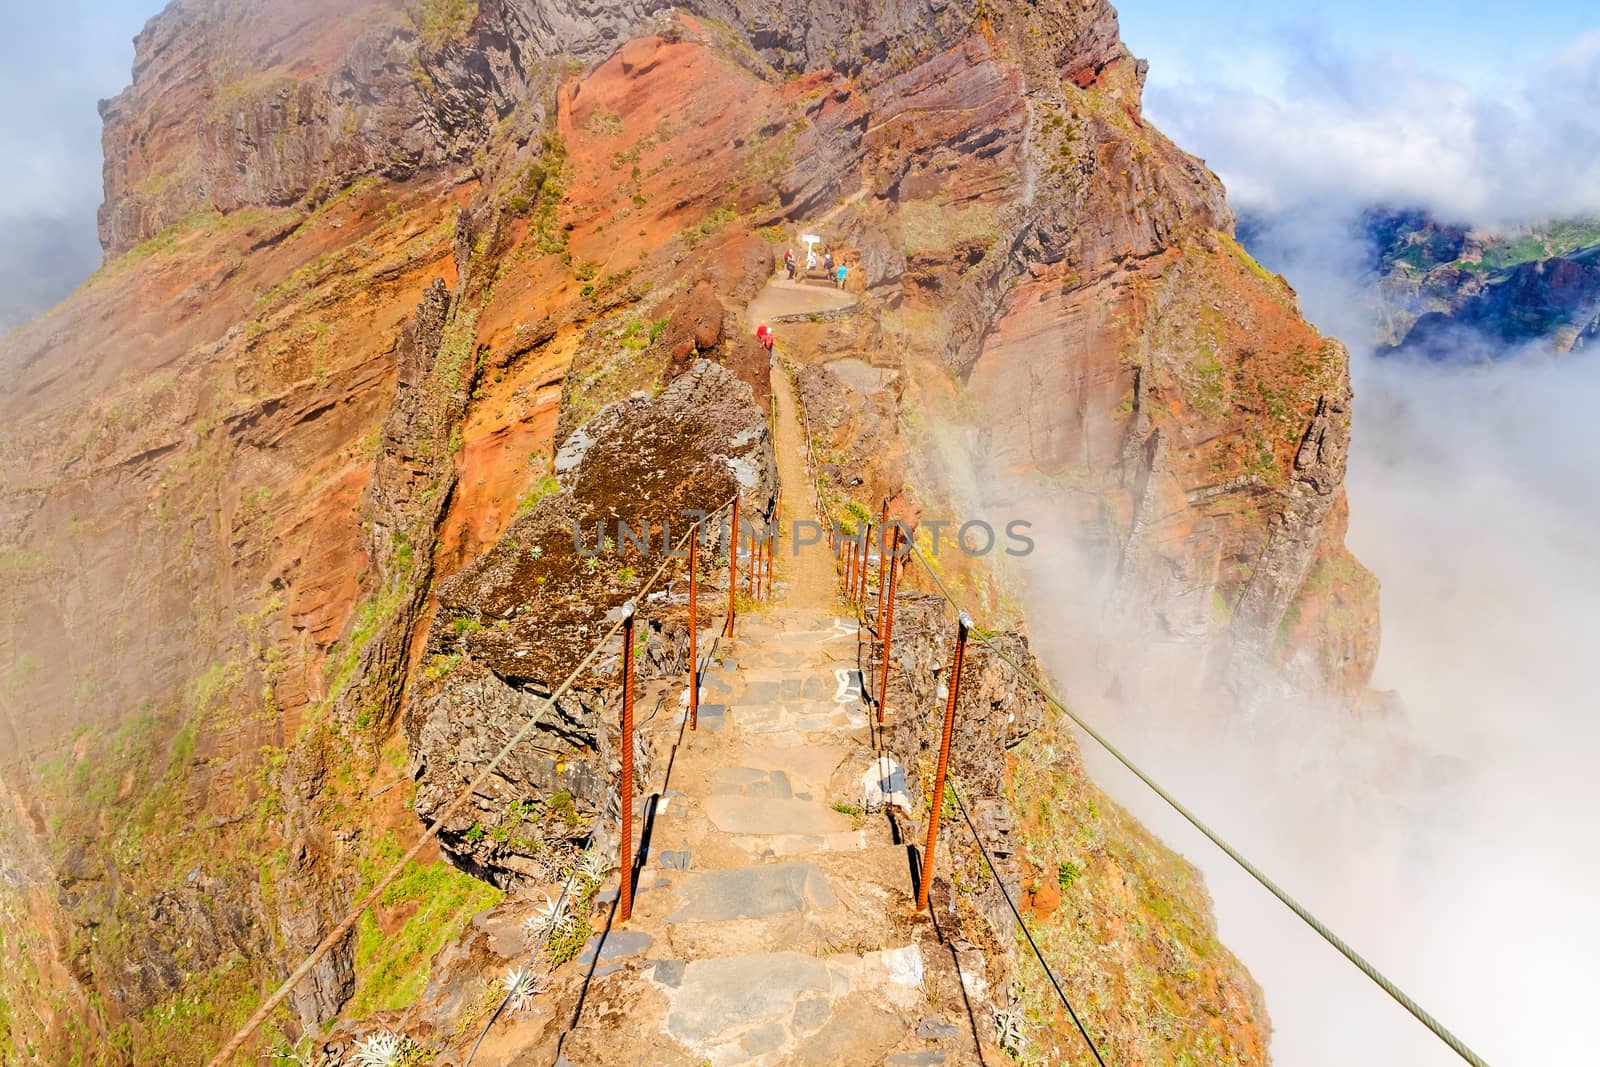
[1021,24,1600,1066]
[1145,30,1600,227]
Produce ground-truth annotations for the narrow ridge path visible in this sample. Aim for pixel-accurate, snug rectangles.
[543,275,982,1066]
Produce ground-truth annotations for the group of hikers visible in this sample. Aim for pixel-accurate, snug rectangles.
[758,234,854,359]
[782,245,849,289]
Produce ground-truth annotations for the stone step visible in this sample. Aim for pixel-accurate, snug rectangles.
[721,674,840,703]
[722,828,876,856]
[730,704,867,734]
[640,844,920,959]
[645,945,937,1067]
[702,792,854,836]
[667,862,837,923]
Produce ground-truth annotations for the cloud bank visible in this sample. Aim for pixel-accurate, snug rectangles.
[1011,21,1600,1066]
[1145,29,1600,227]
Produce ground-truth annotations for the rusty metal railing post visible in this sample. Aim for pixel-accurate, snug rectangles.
[688,525,699,732]
[764,529,775,600]
[857,523,872,604]
[619,601,637,922]
[858,528,869,602]
[874,506,891,636]
[876,524,903,725]
[747,532,757,596]
[846,531,858,602]
[917,611,970,912]
[725,498,739,637]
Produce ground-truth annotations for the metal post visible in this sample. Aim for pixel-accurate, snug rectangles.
[619,602,637,922]
[856,523,872,604]
[688,525,699,732]
[764,531,775,600]
[845,539,857,598]
[747,532,757,596]
[875,508,891,636]
[918,612,971,912]
[854,530,866,601]
[726,498,738,637]
[876,525,903,725]
[755,532,765,602]
[855,536,866,599]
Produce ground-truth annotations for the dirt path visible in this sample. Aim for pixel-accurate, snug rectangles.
[745,274,857,325]
[767,359,840,613]
[746,269,858,612]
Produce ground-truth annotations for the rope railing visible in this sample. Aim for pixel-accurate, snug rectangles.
[209,496,740,1066]
[896,534,1494,1067]
[946,777,1109,1067]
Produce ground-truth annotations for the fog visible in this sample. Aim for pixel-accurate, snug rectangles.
[1000,205,1600,1065]
[0,0,156,332]
[962,19,1600,1063]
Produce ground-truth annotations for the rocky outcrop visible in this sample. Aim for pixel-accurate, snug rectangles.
[948,214,1375,702]
[98,0,646,254]
[406,359,775,883]
[1389,251,1600,357]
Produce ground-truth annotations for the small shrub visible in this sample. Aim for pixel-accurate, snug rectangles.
[1057,860,1081,892]
[516,474,560,515]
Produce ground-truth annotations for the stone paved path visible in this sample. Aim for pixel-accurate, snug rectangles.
[544,608,984,1067]
[745,275,857,325]
[527,279,989,1065]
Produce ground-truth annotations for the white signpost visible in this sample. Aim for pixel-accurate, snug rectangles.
[801,233,821,271]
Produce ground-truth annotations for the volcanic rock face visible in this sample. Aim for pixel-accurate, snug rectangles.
[1,0,1375,1060]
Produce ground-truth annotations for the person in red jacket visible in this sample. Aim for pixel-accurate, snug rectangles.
[756,324,774,353]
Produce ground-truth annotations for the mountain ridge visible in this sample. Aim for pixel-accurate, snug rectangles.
[0,1,1380,1061]
[1365,209,1600,357]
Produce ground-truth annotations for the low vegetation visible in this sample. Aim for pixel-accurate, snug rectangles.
[349,833,504,1015]
[413,0,479,48]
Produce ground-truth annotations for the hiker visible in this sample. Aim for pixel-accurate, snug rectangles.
[783,247,795,280]
[756,323,774,354]
[835,261,848,289]
[823,251,835,279]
